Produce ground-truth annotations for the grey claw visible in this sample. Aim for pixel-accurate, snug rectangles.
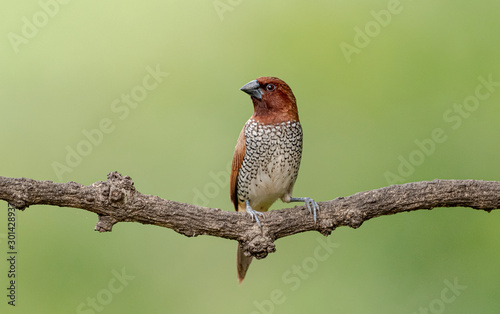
[304,198,319,224]
[290,197,320,225]
[245,200,264,227]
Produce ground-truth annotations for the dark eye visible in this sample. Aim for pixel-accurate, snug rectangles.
[266,84,275,91]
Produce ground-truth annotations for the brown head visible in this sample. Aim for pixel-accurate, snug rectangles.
[240,77,299,124]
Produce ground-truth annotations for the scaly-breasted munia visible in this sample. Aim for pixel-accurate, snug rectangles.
[230,76,319,283]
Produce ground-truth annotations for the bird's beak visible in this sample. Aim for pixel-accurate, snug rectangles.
[240,80,263,100]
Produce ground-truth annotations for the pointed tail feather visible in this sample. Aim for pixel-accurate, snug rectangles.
[237,244,253,284]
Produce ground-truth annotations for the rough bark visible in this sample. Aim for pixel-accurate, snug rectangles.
[1,172,499,259]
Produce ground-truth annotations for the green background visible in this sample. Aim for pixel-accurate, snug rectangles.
[1,0,500,313]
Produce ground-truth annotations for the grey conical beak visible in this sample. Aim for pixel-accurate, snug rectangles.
[240,79,263,100]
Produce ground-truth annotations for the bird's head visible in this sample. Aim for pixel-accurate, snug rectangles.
[240,77,299,123]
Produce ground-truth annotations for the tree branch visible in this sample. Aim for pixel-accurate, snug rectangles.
[1,172,499,259]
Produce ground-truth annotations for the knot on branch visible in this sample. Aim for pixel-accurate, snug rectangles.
[240,233,276,260]
[9,199,26,211]
[105,172,135,206]
[89,172,138,232]
[95,215,118,232]
[15,178,41,210]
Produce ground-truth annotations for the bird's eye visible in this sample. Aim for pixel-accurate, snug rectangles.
[266,84,275,91]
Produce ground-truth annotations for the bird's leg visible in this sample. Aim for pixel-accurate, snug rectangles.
[245,200,265,227]
[289,197,319,224]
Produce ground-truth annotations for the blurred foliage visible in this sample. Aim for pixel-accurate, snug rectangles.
[1,0,500,313]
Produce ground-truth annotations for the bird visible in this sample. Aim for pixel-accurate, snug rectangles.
[230,76,319,283]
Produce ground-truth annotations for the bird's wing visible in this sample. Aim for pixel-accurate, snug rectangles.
[230,126,246,211]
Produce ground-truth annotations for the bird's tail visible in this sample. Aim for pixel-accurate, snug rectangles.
[237,244,253,284]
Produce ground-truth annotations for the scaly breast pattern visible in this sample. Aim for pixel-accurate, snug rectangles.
[237,119,303,211]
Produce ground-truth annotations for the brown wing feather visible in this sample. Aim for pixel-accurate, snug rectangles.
[230,126,246,211]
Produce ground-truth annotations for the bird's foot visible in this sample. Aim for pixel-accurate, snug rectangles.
[245,200,265,227]
[290,197,319,224]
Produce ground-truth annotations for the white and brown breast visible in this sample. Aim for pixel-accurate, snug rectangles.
[236,118,303,212]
